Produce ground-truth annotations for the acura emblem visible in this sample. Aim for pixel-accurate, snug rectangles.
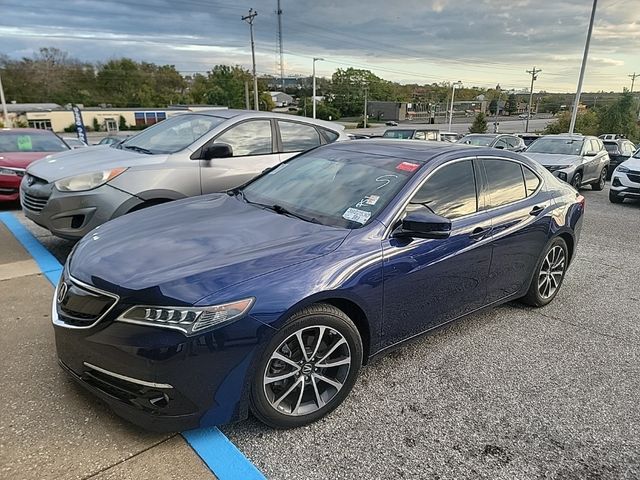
[27,175,35,186]
[57,282,68,304]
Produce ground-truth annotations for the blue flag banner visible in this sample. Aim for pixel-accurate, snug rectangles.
[71,105,88,145]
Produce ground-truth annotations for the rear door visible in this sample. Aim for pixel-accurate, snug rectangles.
[199,119,279,193]
[480,157,551,303]
[277,120,324,162]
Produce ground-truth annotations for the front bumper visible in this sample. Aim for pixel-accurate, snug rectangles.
[545,166,576,185]
[52,274,273,432]
[0,172,23,202]
[610,170,640,198]
[20,177,136,239]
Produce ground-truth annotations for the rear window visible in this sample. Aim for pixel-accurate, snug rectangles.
[603,142,619,154]
[278,121,322,152]
[382,130,415,139]
[0,132,68,153]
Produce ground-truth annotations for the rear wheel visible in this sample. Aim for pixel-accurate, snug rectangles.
[570,172,582,190]
[521,237,568,307]
[609,191,624,203]
[250,304,363,429]
[591,167,607,191]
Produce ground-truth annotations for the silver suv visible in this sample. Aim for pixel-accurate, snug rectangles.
[524,134,610,190]
[21,110,347,239]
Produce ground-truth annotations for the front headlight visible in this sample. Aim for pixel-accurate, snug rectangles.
[0,167,20,176]
[616,166,630,173]
[116,298,255,335]
[54,167,127,192]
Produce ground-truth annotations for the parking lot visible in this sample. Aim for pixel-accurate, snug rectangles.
[1,187,639,480]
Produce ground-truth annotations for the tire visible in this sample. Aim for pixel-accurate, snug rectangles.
[250,304,363,429]
[591,167,607,191]
[570,172,582,190]
[609,191,624,204]
[520,237,569,307]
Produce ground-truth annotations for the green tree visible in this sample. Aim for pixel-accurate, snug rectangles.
[118,115,128,131]
[297,98,341,121]
[597,91,639,142]
[328,68,394,117]
[545,111,599,136]
[506,94,518,116]
[469,113,487,133]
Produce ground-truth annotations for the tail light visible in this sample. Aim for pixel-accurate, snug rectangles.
[577,194,585,210]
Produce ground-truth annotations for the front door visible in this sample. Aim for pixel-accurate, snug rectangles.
[381,159,493,347]
[200,119,280,194]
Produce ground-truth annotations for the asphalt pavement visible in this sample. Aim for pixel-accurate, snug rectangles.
[1,186,639,479]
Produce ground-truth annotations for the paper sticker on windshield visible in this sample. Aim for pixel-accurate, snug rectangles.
[356,194,379,207]
[343,207,371,225]
[396,161,420,172]
[17,136,33,151]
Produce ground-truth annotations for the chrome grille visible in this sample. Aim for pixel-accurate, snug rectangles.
[54,276,119,329]
[21,191,50,212]
[628,173,640,184]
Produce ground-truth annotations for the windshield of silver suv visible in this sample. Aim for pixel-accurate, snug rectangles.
[526,137,584,155]
[117,114,225,154]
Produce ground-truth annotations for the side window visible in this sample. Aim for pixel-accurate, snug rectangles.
[482,159,527,208]
[589,139,600,153]
[494,138,508,149]
[279,121,322,152]
[414,131,427,140]
[320,128,339,143]
[426,131,438,141]
[522,166,541,197]
[409,160,477,220]
[624,142,634,155]
[214,120,272,156]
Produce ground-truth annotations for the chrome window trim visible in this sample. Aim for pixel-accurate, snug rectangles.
[83,362,173,389]
[383,155,544,239]
[52,275,120,330]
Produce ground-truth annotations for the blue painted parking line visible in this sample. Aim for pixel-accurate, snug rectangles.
[0,212,265,480]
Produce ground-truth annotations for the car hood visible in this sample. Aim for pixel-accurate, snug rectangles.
[0,151,57,170]
[524,153,580,166]
[69,194,350,305]
[26,145,168,182]
[620,156,640,171]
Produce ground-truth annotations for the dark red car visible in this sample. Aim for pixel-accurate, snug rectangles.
[0,128,69,202]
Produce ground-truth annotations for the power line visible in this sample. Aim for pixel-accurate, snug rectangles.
[241,8,259,110]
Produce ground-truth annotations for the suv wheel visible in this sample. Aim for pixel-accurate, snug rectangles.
[570,172,582,190]
[609,191,624,203]
[591,167,607,191]
[250,304,363,429]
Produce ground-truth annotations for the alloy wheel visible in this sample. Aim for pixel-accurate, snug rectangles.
[599,169,606,189]
[538,245,566,299]
[263,326,352,416]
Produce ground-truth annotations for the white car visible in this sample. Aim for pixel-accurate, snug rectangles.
[609,150,640,203]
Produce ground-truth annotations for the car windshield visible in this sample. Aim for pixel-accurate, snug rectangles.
[459,135,494,146]
[382,130,415,139]
[526,137,584,155]
[119,114,225,154]
[0,132,69,153]
[241,149,422,228]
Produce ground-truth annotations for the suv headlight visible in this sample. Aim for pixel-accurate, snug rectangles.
[616,166,630,173]
[116,298,255,335]
[54,167,127,192]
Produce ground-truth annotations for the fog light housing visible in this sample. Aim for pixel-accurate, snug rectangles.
[612,178,622,187]
[558,172,567,182]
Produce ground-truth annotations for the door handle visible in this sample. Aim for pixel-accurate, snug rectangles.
[529,205,544,216]
[469,226,491,240]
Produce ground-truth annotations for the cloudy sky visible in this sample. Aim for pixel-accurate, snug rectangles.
[1,0,639,92]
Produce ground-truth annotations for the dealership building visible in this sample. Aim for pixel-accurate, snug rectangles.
[3,103,227,133]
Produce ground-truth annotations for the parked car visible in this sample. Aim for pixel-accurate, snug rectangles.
[515,133,541,147]
[382,127,440,141]
[385,121,398,126]
[603,138,636,179]
[457,134,526,152]
[524,134,610,190]
[21,110,347,239]
[347,133,371,140]
[439,131,463,143]
[0,128,69,202]
[53,139,584,431]
[62,137,89,149]
[519,113,535,120]
[609,150,640,203]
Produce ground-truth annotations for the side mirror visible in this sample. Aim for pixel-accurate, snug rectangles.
[584,150,597,157]
[494,145,505,150]
[201,143,233,160]
[393,209,451,240]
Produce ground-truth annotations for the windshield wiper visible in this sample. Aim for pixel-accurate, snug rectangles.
[124,145,153,155]
[269,204,321,224]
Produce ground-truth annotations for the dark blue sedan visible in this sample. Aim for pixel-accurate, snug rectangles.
[53,140,584,431]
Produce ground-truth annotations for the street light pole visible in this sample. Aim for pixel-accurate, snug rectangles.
[0,72,10,128]
[525,66,541,133]
[242,9,259,111]
[312,57,324,119]
[569,0,597,134]
[448,81,462,131]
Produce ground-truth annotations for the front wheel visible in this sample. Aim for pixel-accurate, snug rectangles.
[521,237,568,307]
[250,304,363,429]
[609,191,624,203]
[591,167,607,191]
[570,172,583,190]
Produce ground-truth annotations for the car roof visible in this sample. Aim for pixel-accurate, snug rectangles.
[384,126,438,131]
[0,127,57,135]
[541,134,589,140]
[189,109,345,131]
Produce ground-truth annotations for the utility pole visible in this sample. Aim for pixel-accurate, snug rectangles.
[0,72,10,128]
[312,57,324,119]
[244,81,250,110]
[493,84,501,133]
[242,9,259,111]
[525,66,541,133]
[448,80,462,131]
[276,0,284,90]
[629,72,639,93]
[569,0,597,134]
[363,85,368,128]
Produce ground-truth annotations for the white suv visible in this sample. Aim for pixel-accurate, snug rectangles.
[609,149,640,203]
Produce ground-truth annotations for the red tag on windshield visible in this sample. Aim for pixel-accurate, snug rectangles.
[396,162,420,172]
